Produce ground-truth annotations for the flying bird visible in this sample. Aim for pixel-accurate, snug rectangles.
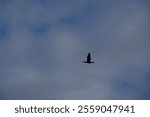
[83,52,94,64]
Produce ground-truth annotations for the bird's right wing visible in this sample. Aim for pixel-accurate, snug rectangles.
[87,53,91,62]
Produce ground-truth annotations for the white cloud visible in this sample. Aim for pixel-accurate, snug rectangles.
[0,0,150,99]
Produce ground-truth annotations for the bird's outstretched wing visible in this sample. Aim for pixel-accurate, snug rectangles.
[87,53,91,63]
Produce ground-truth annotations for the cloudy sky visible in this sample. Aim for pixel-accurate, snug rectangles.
[0,0,150,99]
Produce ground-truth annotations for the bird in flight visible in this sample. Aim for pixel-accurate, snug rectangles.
[83,52,94,64]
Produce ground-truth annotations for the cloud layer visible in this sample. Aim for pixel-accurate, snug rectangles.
[0,0,150,99]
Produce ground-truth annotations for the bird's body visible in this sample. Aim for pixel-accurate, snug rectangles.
[83,52,94,64]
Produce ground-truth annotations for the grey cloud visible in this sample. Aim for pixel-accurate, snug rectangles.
[0,0,150,99]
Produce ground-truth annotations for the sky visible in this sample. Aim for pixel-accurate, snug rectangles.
[0,0,150,99]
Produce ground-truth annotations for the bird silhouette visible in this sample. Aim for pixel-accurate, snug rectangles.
[83,52,94,64]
